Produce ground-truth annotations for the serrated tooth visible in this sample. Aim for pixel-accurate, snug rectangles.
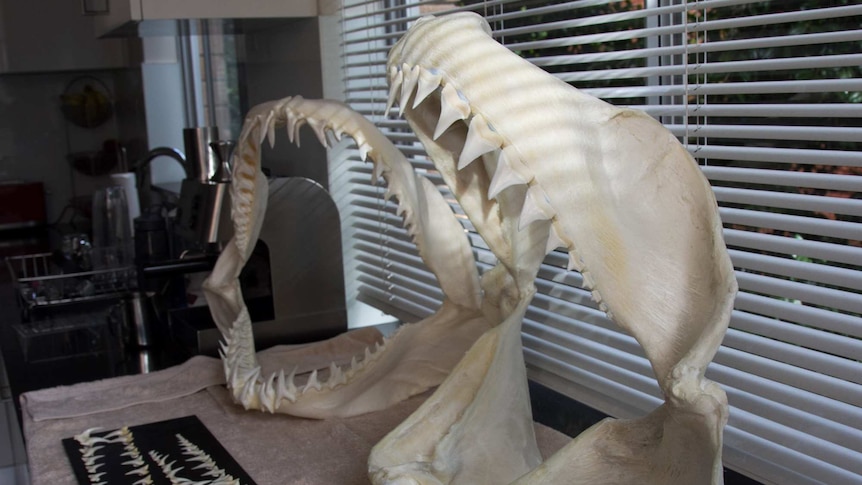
[413,68,443,109]
[285,112,299,144]
[276,367,298,402]
[81,445,104,457]
[350,356,358,370]
[364,346,372,362]
[308,119,329,148]
[122,456,145,467]
[303,369,321,393]
[266,115,277,148]
[228,359,243,390]
[583,271,596,289]
[239,367,260,409]
[458,114,502,170]
[519,185,556,230]
[260,372,277,413]
[399,64,421,115]
[434,84,471,140]
[546,223,566,254]
[385,66,403,115]
[325,129,339,147]
[332,127,344,142]
[567,250,584,272]
[359,142,372,162]
[488,147,529,200]
[327,362,345,389]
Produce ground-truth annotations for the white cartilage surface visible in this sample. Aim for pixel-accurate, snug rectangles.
[204,10,736,485]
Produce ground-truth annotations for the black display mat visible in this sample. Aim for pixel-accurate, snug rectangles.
[62,415,257,485]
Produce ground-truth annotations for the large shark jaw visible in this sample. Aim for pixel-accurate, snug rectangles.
[203,96,492,419]
[369,11,737,484]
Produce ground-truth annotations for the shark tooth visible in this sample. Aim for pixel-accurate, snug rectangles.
[308,119,330,148]
[288,117,305,146]
[434,83,471,139]
[260,372,277,413]
[122,457,145,467]
[276,367,298,403]
[239,366,260,409]
[385,66,404,115]
[327,362,346,389]
[546,223,567,254]
[413,67,443,108]
[332,127,344,141]
[359,142,373,163]
[303,369,322,393]
[384,186,396,203]
[519,184,556,230]
[567,251,584,272]
[286,112,299,144]
[364,346,373,362]
[400,64,421,114]
[228,359,244,390]
[583,271,596,290]
[458,114,503,170]
[488,147,530,200]
[266,114,277,148]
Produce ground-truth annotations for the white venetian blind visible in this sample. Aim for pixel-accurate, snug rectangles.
[334,1,862,484]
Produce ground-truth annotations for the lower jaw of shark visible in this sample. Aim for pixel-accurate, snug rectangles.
[369,291,542,485]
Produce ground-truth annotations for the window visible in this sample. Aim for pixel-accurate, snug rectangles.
[334,1,862,483]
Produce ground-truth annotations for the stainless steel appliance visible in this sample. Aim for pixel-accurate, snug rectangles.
[175,127,234,252]
[170,177,347,355]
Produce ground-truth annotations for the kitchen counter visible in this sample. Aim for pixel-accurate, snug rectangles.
[0,258,189,430]
[18,331,572,485]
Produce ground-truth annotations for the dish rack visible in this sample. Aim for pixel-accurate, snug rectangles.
[6,247,136,313]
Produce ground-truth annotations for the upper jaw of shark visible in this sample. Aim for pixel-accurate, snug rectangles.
[369,11,737,485]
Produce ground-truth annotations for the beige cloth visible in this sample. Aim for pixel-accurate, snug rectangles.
[22,327,570,485]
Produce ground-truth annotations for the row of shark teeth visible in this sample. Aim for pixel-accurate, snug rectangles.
[122,440,153,482]
[74,426,134,483]
[242,96,427,275]
[387,61,612,316]
[221,315,397,412]
[176,434,241,484]
[75,426,132,446]
[149,450,212,485]
[228,131,261,258]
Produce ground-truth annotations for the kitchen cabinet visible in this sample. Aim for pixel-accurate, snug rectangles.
[93,0,319,38]
[0,0,131,73]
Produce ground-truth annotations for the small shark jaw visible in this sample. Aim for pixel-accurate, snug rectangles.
[204,96,490,419]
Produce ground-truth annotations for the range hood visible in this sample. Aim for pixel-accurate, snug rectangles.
[94,0,324,37]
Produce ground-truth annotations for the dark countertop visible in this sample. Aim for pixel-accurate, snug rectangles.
[0,253,189,431]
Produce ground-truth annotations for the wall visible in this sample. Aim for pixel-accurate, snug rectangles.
[0,69,148,224]
[236,18,327,188]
